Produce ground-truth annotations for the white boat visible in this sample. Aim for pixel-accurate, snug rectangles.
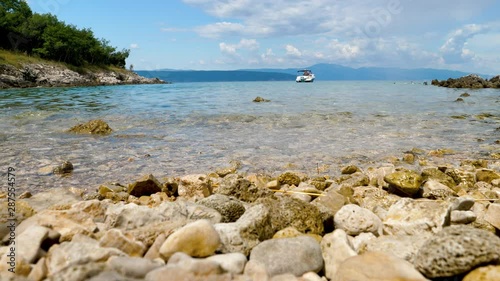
[296,69,315,83]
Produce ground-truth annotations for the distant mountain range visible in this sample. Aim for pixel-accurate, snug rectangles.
[137,64,488,83]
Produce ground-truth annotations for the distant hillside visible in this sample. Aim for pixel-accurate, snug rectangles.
[136,64,488,82]
[246,64,483,81]
[136,70,295,82]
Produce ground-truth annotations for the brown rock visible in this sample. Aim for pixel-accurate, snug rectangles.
[463,265,500,281]
[127,174,162,197]
[384,170,423,197]
[340,165,360,175]
[99,229,146,257]
[484,203,500,230]
[68,119,113,135]
[52,161,74,174]
[476,169,500,184]
[414,225,500,278]
[333,251,428,281]
[277,172,301,186]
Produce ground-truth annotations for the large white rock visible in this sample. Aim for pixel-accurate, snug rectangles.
[45,234,125,276]
[205,253,247,274]
[359,234,430,263]
[333,251,428,281]
[159,219,220,261]
[249,236,324,277]
[383,198,451,235]
[321,229,357,279]
[16,225,49,264]
[334,204,382,236]
[106,256,163,279]
[484,203,500,230]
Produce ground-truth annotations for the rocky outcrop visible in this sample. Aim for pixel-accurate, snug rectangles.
[0,63,166,89]
[431,74,500,88]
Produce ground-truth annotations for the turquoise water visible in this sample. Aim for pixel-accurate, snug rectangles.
[0,81,499,192]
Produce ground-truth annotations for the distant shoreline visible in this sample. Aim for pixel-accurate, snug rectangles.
[431,74,500,89]
[0,63,167,89]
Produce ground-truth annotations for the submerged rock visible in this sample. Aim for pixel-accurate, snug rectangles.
[253,96,270,102]
[52,161,74,175]
[68,119,113,135]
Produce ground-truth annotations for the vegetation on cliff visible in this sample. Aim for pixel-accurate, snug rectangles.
[0,0,129,67]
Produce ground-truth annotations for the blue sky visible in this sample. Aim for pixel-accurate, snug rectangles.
[27,0,500,74]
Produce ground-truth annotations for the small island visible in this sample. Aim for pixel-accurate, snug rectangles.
[431,74,500,89]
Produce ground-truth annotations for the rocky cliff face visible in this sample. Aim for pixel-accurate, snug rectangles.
[0,63,166,89]
[431,74,500,89]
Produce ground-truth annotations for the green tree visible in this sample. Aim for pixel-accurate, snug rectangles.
[1,0,130,67]
[0,0,33,49]
[18,13,58,53]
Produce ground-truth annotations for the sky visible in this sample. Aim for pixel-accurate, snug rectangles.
[27,0,500,74]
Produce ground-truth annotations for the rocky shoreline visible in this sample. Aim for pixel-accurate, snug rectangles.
[0,63,167,89]
[432,74,500,89]
[1,151,500,280]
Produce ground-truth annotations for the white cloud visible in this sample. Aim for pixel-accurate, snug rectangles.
[285,45,301,57]
[184,0,495,39]
[219,38,260,56]
[182,0,499,72]
[440,24,490,63]
[327,40,361,60]
[130,43,140,49]
[195,22,248,38]
[161,27,189,32]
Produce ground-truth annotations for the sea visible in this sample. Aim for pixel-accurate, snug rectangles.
[1,81,499,193]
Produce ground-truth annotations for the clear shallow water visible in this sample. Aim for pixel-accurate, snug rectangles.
[0,81,499,193]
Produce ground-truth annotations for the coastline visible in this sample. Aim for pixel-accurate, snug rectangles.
[0,62,168,89]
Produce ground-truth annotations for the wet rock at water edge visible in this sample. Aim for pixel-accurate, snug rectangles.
[384,170,423,197]
[52,161,74,175]
[127,174,163,197]
[68,119,113,135]
[340,165,360,175]
[277,171,301,186]
[253,96,270,102]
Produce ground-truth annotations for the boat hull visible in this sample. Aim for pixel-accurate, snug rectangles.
[296,76,315,83]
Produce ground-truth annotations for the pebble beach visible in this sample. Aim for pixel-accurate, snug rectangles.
[1,154,500,281]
